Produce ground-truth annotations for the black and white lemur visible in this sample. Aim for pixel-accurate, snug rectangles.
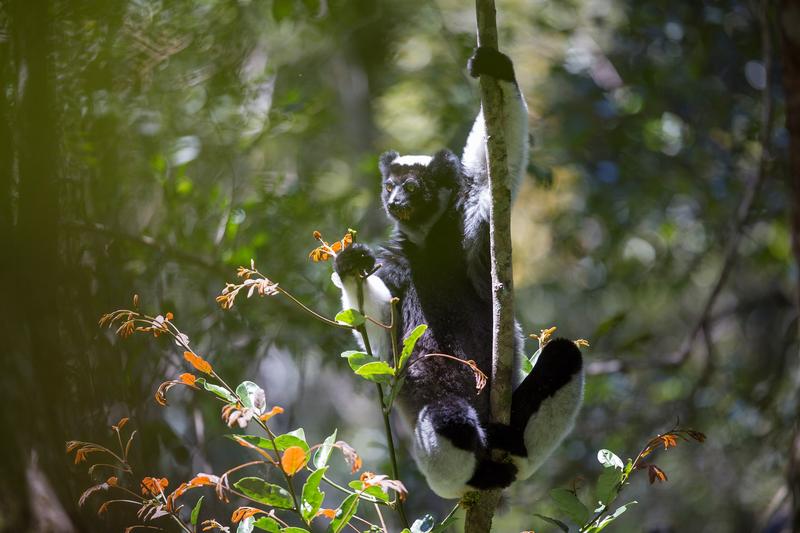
[331,47,584,499]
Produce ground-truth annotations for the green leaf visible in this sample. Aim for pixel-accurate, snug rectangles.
[253,517,281,532]
[354,361,395,383]
[313,429,337,469]
[431,513,459,533]
[527,346,543,372]
[597,449,624,470]
[235,431,308,453]
[236,381,265,410]
[521,356,533,376]
[301,467,327,522]
[328,493,359,533]
[347,480,389,502]
[276,428,309,453]
[341,350,374,372]
[335,309,365,327]
[398,324,427,371]
[201,381,237,402]
[409,514,435,533]
[623,458,634,476]
[592,501,637,532]
[190,495,204,526]
[533,514,569,532]
[595,466,624,505]
[238,516,256,533]
[281,528,310,533]
[550,488,590,525]
[234,477,294,510]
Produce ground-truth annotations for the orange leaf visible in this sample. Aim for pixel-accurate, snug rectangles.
[317,508,337,519]
[179,373,198,387]
[141,476,169,496]
[648,464,668,484]
[184,351,212,375]
[231,506,264,523]
[259,406,284,423]
[281,446,307,476]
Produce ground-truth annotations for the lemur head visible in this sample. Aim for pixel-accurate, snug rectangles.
[378,149,461,242]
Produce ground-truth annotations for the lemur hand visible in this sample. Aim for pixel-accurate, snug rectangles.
[467,46,515,83]
[334,243,376,279]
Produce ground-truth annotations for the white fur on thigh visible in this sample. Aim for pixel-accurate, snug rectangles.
[514,372,584,480]
[333,272,392,359]
[413,406,478,499]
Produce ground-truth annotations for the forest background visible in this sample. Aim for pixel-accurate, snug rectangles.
[1,0,797,531]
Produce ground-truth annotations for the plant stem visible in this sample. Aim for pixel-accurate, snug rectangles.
[278,287,353,330]
[355,277,409,529]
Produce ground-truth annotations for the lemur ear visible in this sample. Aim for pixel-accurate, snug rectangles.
[428,149,461,188]
[379,151,399,178]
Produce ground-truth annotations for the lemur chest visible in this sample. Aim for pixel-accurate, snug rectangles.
[401,252,493,364]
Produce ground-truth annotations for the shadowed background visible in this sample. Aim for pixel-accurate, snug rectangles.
[0,0,796,531]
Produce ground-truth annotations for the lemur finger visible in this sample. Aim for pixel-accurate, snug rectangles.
[467,46,515,82]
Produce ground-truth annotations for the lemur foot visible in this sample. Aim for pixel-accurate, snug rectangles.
[468,458,518,490]
[487,422,527,457]
[333,243,376,279]
[468,46,516,82]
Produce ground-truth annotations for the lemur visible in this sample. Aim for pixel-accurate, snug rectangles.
[331,47,584,499]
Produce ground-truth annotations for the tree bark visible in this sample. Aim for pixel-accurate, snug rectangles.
[463,1,516,531]
[779,1,800,529]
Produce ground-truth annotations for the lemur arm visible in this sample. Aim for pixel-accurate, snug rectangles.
[332,244,394,359]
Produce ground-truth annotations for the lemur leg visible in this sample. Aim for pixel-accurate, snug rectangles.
[492,338,584,480]
[413,396,517,499]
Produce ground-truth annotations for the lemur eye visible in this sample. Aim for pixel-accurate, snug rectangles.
[385,182,394,192]
[405,180,418,193]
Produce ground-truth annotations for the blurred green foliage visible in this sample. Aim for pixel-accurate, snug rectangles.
[0,0,793,531]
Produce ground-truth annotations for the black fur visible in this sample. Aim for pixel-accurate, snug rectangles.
[333,243,375,278]
[334,48,580,496]
[510,338,583,433]
[467,46,516,82]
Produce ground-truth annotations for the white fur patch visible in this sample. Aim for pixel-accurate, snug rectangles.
[413,406,478,499]
[513,372,584,480]
[339,274,393,359]
[461,81,529,200]
[393,155,432,167]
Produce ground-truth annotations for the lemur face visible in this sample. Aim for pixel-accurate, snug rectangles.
[378,150,461,232]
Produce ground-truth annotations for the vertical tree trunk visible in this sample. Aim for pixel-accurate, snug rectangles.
[5,1,74,529]
[780,1,800,529]
[464,1,516,531]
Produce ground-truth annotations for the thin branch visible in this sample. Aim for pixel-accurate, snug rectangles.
[662,0,775,367]
[591,4,777,377]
